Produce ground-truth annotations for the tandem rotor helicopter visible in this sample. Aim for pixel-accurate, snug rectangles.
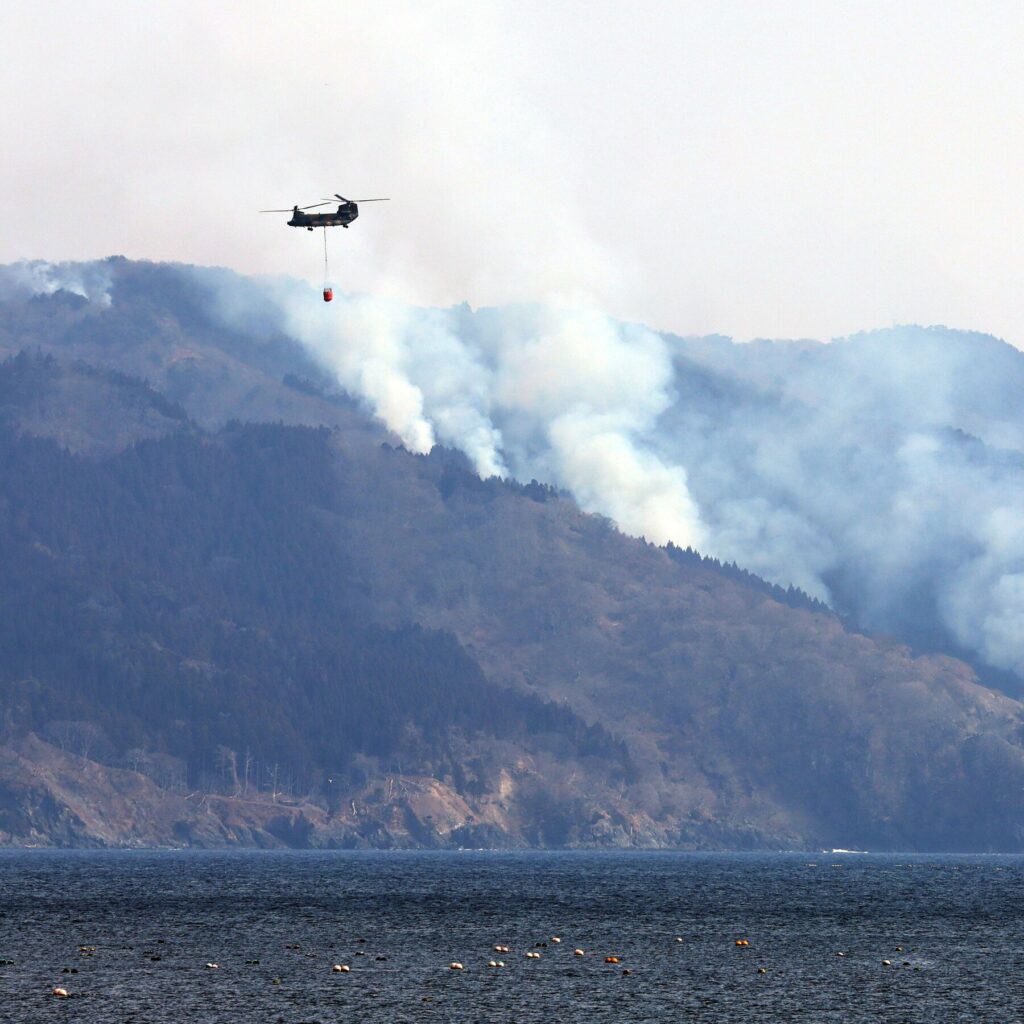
[260,193,389,301]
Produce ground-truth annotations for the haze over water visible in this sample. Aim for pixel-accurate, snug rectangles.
[2,850,1023,1023]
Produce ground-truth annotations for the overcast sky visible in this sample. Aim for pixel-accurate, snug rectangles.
[3,1,1023,343]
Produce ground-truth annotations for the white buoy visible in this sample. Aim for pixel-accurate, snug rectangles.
[551,936,561,943]
[205,963,219,970]
[526,951,541,959]
[52,987,70,999]
[332,964,350,973]
[450,962,464,970]
[574,948,585,957]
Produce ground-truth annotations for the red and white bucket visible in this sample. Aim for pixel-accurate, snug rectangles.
[323,286,334,302]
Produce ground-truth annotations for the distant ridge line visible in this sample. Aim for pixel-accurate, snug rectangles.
[665,541,832,615]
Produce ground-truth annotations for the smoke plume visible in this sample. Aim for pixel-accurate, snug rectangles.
[0,259,112,305]
[266,279,1024,680]
[9,261,1024,683]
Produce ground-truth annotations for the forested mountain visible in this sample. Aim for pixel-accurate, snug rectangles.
[2,262,1024,851]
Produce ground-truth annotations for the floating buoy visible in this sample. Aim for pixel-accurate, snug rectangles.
[493,945,510,953]
[735,939,750,947]
[675,937,684,943]
[205,962,219,969]
[622,968,632,976]
[52,987,70,999]
[757,967,767,974]
[882,960,892,966]
[605,956,620,964]
[551,936,561,944]
[526,951,541,959]
[332,964,350,973]
[836,952,846,957]
[449,962,464,970]
[271,977,281,985]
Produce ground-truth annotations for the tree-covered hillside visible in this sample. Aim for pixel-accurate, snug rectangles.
[2,268,1024,851]
[0,378,622,814]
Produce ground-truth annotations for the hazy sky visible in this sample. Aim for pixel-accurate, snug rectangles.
[3,0,1023,343]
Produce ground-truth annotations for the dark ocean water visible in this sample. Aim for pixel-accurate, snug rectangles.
[1,850,1022,1023]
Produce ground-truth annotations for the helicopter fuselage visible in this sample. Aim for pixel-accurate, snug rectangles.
[288,204,359,230]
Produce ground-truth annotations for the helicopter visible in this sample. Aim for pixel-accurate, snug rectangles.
[260,193,389,302]
[260,194,389,231]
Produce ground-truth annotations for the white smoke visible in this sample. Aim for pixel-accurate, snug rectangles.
[653,327,1024,678]
[10,260,1024,680]
[276,289,707,549]
[189,272,1024,680]
[281,289,1024,679]
[0,259,112,305]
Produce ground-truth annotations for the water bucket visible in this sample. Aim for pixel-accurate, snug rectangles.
[323,287,334,302]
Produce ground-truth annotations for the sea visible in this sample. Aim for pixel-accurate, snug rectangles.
[1,849,1022,1023]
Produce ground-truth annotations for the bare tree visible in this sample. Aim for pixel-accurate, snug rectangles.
[42,720,108,761]
[242,748,254,796]
[214,745,240,795]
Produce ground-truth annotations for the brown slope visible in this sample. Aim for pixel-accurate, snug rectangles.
[0,733,642,850]
[3,268,1024,849]
[0,265,390,449]
[318,442,1024,850]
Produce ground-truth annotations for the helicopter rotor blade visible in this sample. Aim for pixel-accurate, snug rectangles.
[350,198,390,202]
[261,202,333,212]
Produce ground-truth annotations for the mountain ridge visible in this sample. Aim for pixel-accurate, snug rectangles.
[1,262,1023,849]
